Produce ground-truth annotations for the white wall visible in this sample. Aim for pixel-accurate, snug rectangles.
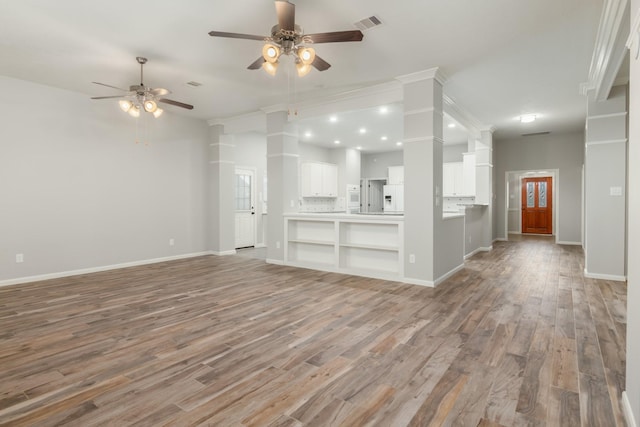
[361,150,403,179]
[443,143,466,162]
[0,76,210,283]
[494,131,584,243]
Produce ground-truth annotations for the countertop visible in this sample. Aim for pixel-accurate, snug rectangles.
[284,212,405,221]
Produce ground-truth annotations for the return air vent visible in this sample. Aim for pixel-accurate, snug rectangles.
[522,131,550,137]
[354,15,383,31]
[186,81,203,87]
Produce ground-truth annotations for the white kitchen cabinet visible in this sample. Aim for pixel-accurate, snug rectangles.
[388,166,404,185]
[462,153,476,196]
[301,162,338,197]
[443,162,464,196]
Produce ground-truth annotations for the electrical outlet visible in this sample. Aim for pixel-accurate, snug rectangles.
[16,253,24,263]
[169,238,175,246]
[276,241,281,249]
[409,254,415,264]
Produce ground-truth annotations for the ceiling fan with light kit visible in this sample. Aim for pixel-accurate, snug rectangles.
[91,57,194,118]
[208,0,364,77]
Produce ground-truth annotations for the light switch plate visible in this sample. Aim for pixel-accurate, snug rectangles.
[610,186,623,196]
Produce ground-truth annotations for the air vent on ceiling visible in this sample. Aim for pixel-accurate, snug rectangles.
[522,131,550,137]
[186,81,203,87]
[354,15,383,31]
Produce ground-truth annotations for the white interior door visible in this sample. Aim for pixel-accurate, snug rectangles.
[368,180,385,213]
[235,168,255,249]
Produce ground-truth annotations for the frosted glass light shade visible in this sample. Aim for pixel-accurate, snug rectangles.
[296,62,311,77]
[262,43,280,63]
[262,61,278,76]
[143,99,157,113]
[128,105,140,118]
[153,108,164,118]
[297,47,315,65]
[119,99,132,112]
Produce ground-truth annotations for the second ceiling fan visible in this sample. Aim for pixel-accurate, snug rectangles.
[209,0,363,77]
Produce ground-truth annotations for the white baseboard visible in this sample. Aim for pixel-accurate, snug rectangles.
[402,277,435,288]
[583,268,626,282]
[623,392,638,427]
[254,243,266,248]
[556,240,582,246]
[434,263,465,287]
[508,231,521,235]
[266,258,284,265]
[0,251,213,288]
[211,250,236,256]
[464,246,492,259]
[494,237,508,242]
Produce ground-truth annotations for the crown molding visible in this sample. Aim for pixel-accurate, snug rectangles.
[442,94,486,138]
[627,4,640,53]
[396,67,448,85]
[581,0,630,100]
[261,104,289,115]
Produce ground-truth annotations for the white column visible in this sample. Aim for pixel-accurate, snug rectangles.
[399,68,463,286]
[208,123,235,255]
[584,85,627,280]
[476,129,494,248]
[626,0,640,420]
[266,109,299,263]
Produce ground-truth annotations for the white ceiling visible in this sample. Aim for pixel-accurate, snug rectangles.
[0,0,604,149]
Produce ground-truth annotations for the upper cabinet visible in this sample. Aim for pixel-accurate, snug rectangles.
[301,162,338,197]
[388,166,404,185]
[444,153,476,197]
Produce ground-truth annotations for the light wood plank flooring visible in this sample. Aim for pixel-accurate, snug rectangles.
[0,236,627,426]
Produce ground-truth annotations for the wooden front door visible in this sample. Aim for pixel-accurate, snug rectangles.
[521,177,553,234]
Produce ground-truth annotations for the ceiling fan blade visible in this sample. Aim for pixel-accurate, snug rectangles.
[92,81,128,92]
[306,30,364,44]
[208,31,265,41]
[150,88,170,96]
[275,0,295,31]
[91,95,125,100]
[158,98,194,110]
[247,56,265,70]
[311,55,331,71]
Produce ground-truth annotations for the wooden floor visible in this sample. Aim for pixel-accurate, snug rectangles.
[0,236,627,426]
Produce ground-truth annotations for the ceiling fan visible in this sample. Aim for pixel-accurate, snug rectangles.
[208,0,363,77]
[91,57,194,118]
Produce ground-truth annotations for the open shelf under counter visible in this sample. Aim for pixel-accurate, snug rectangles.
[283,213,404,280]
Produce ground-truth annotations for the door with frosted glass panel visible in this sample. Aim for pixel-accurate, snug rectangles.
[235,168,255,248]
[521,177,553,234]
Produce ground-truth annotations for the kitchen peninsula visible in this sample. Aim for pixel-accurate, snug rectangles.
[284,213,404,281]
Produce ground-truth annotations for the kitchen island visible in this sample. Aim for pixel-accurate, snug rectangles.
[284,213,404,281]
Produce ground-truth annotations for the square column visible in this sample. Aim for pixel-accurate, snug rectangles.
[399,68,463,286]
[209,123,235,255]
[584,85,627,280]
[266,110,299,263]
[476,129,494,248]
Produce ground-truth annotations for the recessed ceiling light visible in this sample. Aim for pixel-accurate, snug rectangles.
[329,116,337,123]
[334,140,341,144]
[381,136,388,141]
[379,106,388,114]
[520,114,536,123]
[304,131,312,137]
[359,128,367,134]
[448,123,456,128]
[396,141,403,146]
[356,146,363,150]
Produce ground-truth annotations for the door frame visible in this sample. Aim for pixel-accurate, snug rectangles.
[503,169,559,243]
[235,166,257,249]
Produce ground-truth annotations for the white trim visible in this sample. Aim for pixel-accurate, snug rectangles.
[627,5,640,48]
[209,142,236,147]
[266,131,298,138]
[402,277,435,288]
[266,152,300,159]
[464,246,491,260]
[434,263,465,286]
[508,208,519,212]
[586,111,629,119]
[623,391,638,427]
[494,237,508,242]
[476,162,493,167]
[508,231,522,235]
[209,160,235,165]
[211,250,237,256]
[556,241,583,246]
[266,258,284,265]
[396,67,447,85]
[0,252,212,288]
[403,107,436,116]
[254,243,266,248]
[442,94,485,138]
[583,268,626,281]
[585,138,628,146]
[260,104,289,114]
[403,136,445,144]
